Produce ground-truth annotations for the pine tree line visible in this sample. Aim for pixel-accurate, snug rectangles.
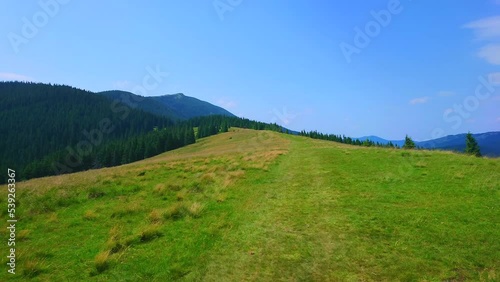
[21,124,195,180]
[190,115,283,139]
[11,115,284,182]
[298,130,401,148]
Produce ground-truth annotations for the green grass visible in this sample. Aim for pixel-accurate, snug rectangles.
[0,128,498,281]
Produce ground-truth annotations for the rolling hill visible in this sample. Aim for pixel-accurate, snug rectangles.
[2,129,498,281]
[99,91,236,120]
[0,82,249,184]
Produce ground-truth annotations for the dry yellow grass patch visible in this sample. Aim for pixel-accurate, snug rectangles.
[111,201,144,218]
[106,225,124,254]
[94,251,111,273]
[214,192,227,203]
[148,209,163,224]
[83,210,98,220]
[23,259,45,278]
[153,183,166,195]
[139,224,163,242]
[47,213,58,223]
[176,190,187,201]
[187,202,205,218]
[201,172,217,184]
[164,202,187,220]
[18,229,30,240]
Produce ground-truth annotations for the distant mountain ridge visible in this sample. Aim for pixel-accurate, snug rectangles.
[356,132,500,157]
[417,132,500,157]
[98,91,235,120]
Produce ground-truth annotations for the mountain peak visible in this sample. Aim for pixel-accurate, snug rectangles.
[173,93,184,99]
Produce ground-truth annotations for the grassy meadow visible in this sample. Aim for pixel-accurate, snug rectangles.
[0,128,499,281]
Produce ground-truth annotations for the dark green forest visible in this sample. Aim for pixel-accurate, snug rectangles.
[0,82,284,183]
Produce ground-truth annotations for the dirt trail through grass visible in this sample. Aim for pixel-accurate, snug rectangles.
[202,137,355,281]
[201,134,500,281]
[0,130,497,281]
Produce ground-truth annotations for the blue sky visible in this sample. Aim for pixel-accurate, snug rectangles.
[1,0,499,140]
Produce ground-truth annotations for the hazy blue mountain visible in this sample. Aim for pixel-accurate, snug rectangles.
[356,132,500,157]
[99,91,235,120]
[417,132,500,157]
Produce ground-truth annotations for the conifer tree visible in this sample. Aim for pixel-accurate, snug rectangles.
[465,132,481,157]
[403,135,416,149]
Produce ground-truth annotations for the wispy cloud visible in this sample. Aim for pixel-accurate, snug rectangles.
[438,91,455,97]
[464,16,500,65]
[463,16,500,40]
[0,72,33,81]
[409,96,430,105]
[477,44,500,65]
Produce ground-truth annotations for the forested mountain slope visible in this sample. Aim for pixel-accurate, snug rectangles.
[99,91,235,120]
[0,82,172,182]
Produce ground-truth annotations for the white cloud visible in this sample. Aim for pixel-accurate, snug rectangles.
[438,91,455,97]
[464,16,500,65]
[444,108,453,115]
[488,72,500,85]
[409,97,430,105]
[477,44,500,65]
[0,72,33,81]
[112,80,132,90]
[464,16,500,40]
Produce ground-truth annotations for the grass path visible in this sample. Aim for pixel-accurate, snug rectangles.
[0,130,498,281]
[201,134,499,281]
